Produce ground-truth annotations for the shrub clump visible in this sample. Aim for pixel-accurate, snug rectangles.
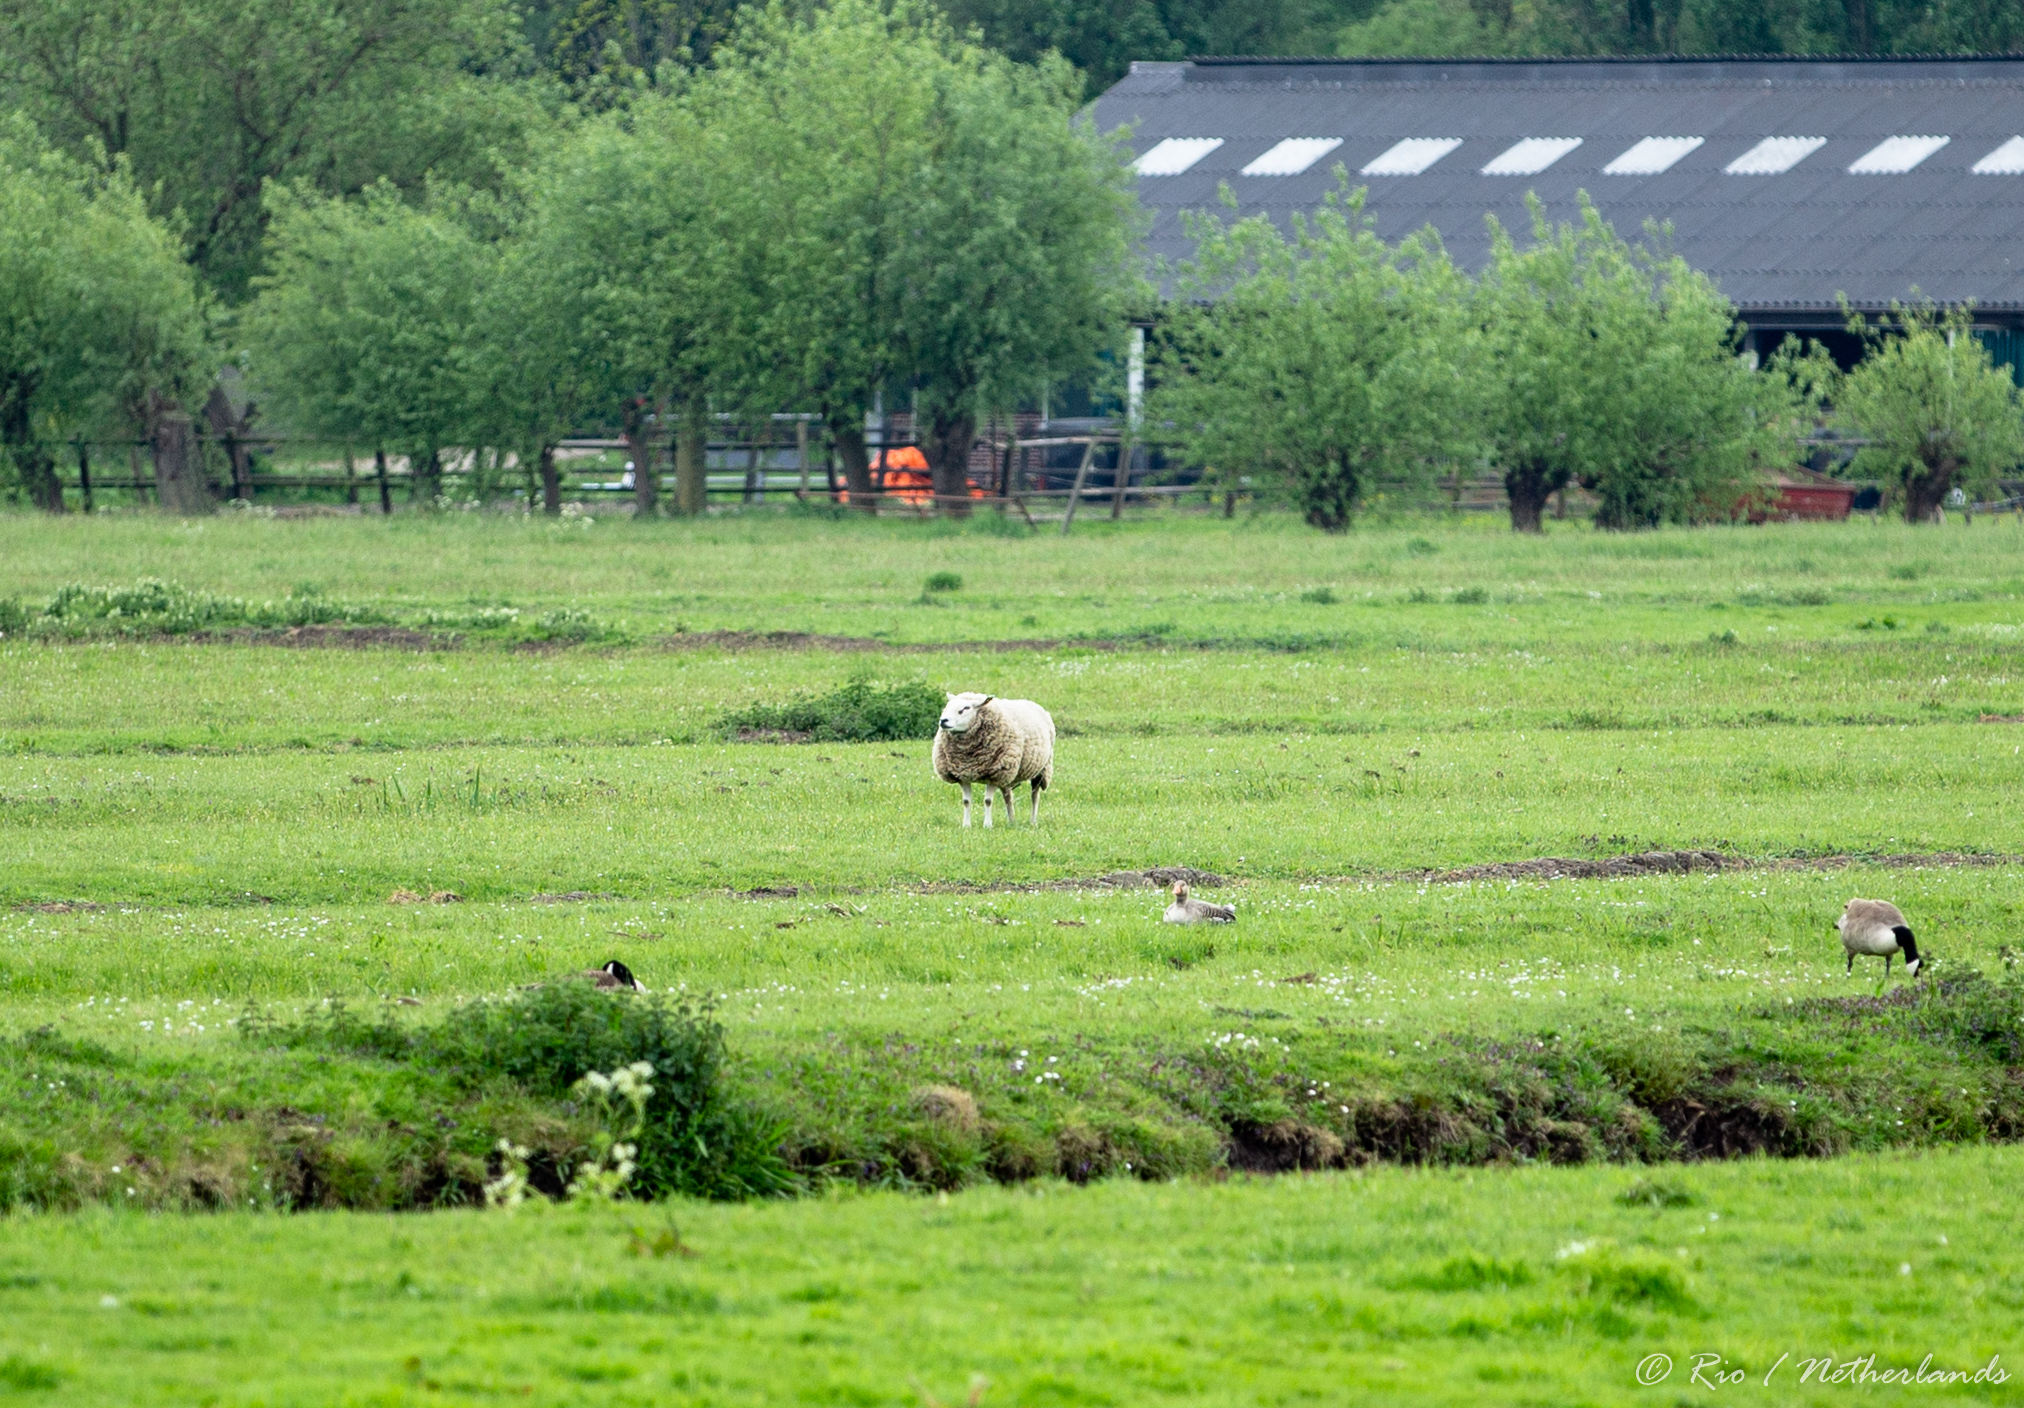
[249,983,793,1201]
[719,678,943,742]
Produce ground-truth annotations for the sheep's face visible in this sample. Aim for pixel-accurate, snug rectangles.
[939,692,990,734]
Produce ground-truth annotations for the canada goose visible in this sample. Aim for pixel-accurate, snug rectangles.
[1838,899,1921,981]
[583,959,646,991]
[1164,881,1235,925]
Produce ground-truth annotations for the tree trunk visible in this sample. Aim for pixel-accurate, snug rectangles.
[923,408,976,518]
[412,448,442,503]
[148,392,211,516]
[674,394,708,516]
[623,396,659,518]
[204,384,253,502]
[830,416,877,511]
[375,447,393,515]
[18,443,62,513]
[539,444,561,516]
[1903,457,1956,524]
[1505,460,1560,533]
[1,371,63,513]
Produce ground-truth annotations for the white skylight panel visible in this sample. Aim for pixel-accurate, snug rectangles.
[1133,137,1224,176]
[1724,136,1827,174]
[1360,137,1463,176]
[1602,136,1704,175]
[1973,136,2024,173]
[1242,137,1344,176]
[1848,135,1949,174]
[1482,137,1583,175]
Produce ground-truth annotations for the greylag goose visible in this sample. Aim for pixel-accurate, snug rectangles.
[1164,881,1234,925]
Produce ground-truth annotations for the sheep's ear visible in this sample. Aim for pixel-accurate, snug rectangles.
[982,696,994,704]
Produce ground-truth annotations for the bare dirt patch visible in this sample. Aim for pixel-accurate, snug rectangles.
[1420,849,1742,883]
[193,625,457,650]
[659,629,1112,655]
[1399,849,2023,886]
[918,866,1228,895]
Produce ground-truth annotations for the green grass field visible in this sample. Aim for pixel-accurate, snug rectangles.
[2,509,2023,1404]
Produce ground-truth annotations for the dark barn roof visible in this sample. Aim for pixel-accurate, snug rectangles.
[1089,55,2024,327]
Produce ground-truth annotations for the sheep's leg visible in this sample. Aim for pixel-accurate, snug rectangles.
[983,787,994,828]
[960,782,973,828]
[1846,951,1854,975]
[999,786,1015,824]
[1030,782,1042,826]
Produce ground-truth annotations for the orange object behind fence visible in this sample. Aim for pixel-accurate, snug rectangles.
[839,446,987,504]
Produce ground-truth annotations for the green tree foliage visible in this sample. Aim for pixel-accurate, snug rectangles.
[687,0,938,503]
[0,119,210,513]
[1475,196,1796,532]
[239,185,485,504]
[470,101,717,516]
[527,0,741,106]
[946,0,1345,96]
[1837,301,2024,523]
[1338,0,2024,58]
[893,48,1144,510]
[0,0,554,299]
[1152,186,1474,531]
[690,0,1140,507]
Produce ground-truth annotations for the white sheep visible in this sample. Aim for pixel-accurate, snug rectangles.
[932,692,1054,827]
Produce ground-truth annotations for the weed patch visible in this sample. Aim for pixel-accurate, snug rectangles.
[718,678,943,743]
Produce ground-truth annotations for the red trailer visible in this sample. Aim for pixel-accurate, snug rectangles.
[1752,469,1857,522]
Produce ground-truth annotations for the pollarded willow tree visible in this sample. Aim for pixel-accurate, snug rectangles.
[1476,195,1801,532]
[685,0,935,505]
[1837,300,2024,523]
[240,183,485,508]
[690,0,1142,509]
[470,115,686,518]
[1152,185,1475,531]
[0,118,211,513]
[891,45,1143,513]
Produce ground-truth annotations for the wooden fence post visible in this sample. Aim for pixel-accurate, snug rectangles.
[1060,437,1097,536]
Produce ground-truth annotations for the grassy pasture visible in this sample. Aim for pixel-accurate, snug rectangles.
[2,508,2023,1403]
[2,508,2022,648]
[1,1151,2020,1405]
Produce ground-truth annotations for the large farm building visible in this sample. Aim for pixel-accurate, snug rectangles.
[1089,54,2024,373]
